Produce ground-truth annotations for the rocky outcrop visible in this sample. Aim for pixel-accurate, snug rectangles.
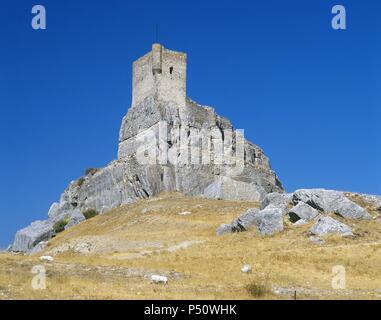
[217,187,377,240]
[12,221,54,252]
[217,206,283,236]
[204,177,265,202]
[216,208,259,235]
[261,192,291,214]
[65,211,86,230]
[288,202,319,223]
[29,241,48,255]
[252,206,284,236]
[230,208,259,232]
[292,189,370,220]
[310,216,353,237]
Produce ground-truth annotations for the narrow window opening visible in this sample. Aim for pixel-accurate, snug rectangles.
[169,66,174,74]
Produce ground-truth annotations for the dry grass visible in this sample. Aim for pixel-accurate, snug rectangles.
[1,192,381,300]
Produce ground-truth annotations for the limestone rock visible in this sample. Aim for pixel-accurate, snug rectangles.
[151,275,168,284]
[216,208,260,235]
[241,264,252,273]
[310,216,353,237]
[64,210,86,230]
[288,202,319,223]
[178,211,191,216]
[217,206,283,236]
[293,189,370,220]
[47,202,60,218]
[204,177,265,202]
[354,193,381,209]
[12,220,54,253]
[334,197,371,220]
[261,192,291,214]
[309,236,325,245]
[216,224,233,236]
[292,219,308,227]
[230,208,259,232]
[40,255,54,262]
[30,241,48,255]
[252,207,284,236]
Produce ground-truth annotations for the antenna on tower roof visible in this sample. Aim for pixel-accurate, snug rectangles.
[155,23,159,44]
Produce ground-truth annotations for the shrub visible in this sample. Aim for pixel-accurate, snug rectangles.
[83,209,98,220]
[76,177,85,187]
[53,218,69,234]
[85,168,99,176]
[245,282,269,298]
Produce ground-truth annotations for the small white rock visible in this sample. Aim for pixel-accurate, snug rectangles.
[39,255,54,262]
[241,264,252,273]
[178,211,192,216]
[309,236,325,245]
[292,219,307,227]
[151,274,168,284]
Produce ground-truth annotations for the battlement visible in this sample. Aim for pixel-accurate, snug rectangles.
[132,44,187,108]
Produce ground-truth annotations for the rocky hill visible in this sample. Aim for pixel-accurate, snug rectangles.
[10,44,283,253]
[7,43,381,302]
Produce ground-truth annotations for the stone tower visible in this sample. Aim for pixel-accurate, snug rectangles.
[132,43,187,108]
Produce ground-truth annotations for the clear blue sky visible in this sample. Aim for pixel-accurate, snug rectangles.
[0,0,380,247]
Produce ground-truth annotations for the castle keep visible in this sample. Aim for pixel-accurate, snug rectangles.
[132,44,187,108]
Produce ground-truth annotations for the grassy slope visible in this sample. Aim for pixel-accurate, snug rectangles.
[1,192,380,300]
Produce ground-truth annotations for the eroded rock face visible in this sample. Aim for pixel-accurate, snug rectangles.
[29,241,48,255]
[310,216,353,237]
[12,221,54,252]
[65,210,86,230]
[204,177,265,202]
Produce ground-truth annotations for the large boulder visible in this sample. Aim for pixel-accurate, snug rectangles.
[310,216,353,237]
[293,189,370,220]
[261,192,291,214]
[12,220,54,253]
[216,224,233,236]
[288,202,319,223]
[230,208,259,232]
[252,206,284,236]
[216,208,259,235]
